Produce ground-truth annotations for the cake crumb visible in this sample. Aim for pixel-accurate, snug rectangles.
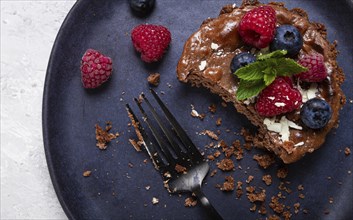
[344,147,351,156]
[294,202,300,214]
[262,174,272,185]
[250,204,256,212]
[202,130,219,140]
[128,162,134,168]
[216,118,222,126]
[208,104,217,113]
[236,181,243,198]
[246,175,254,184]
[214,150,221,158]
[220,176,235,191]
[83,170,92,177]
[277,166,288,179]
[253,154,276,169]
[247,187,266,202]
[175,164,187,174]
[95,122,119,150]
[217,158,235,171]
[269,196,285,214]
[184,197,197,207]
[210,169,217,177]
[147,73,160,86]
[297,184,304,191]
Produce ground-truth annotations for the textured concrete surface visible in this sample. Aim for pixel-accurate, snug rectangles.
[1,1,75,219]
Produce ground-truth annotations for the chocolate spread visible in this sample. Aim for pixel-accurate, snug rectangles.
[176,1,345,163]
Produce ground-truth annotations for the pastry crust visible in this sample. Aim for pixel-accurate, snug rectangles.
[176,0,345,163]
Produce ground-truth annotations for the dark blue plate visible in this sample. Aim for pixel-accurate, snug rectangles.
[43,0,353,219]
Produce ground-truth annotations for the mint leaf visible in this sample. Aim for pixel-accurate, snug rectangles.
[257,50,287,60]
[236,79,266,100]
[276,58,308,75]
[234,63,264,81]
[263,71,276,86]
[233,50,307,101]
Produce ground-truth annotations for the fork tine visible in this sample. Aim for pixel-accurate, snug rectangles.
[150,89,204,162]
[140,94,186,159]
[125,104,167,170]
[133,98,176,166]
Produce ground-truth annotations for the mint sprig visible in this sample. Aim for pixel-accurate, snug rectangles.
[234,50,307,100]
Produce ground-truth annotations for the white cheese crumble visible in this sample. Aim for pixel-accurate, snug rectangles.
[199,60,207,71]
[263,116,302,142]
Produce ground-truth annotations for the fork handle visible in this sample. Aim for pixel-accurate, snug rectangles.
[194,188,223,220]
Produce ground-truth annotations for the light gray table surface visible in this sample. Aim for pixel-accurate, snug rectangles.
[1,1,76,219]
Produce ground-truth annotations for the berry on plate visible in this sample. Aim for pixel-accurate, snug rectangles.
[131,24,171,63]
[296,53,327,82]
[270,25,303,57]
[230,52,256,73]
[300,98,332,129]
[80,49,113,89]
[238,6,276,49]
[255,77,302,117]
[130,0,155,16]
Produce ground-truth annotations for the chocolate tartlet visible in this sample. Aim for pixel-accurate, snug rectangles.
[177,0,345,163]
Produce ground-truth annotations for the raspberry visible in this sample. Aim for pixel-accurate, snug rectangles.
[255,77,302,117]
[296,53,327,82]
[238,6,276,49]
[80,49,113,89]
[131,24,171,62]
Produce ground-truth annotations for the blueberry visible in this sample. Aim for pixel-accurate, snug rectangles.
[300,98,332,129]
[230,52,256,73]
[270,25,303,57]
[130,0,155,16]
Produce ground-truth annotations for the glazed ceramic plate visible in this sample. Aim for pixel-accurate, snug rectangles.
[43,0,353,219]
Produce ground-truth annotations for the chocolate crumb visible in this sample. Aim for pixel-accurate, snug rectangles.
[297,184,304,191]
[268,215,281,220]
[210,169,217,177]
[262,174,272,185]
[247,187,266,202]
[344,147,351,156]
[294,202,300,214]
[175,164,187,174]
[147,73,160,87]
[95,122,118,150]
[246,175,254,184]
[214,150,221,158]
[217,158,235,171]
[220,176,235,191]
[184,197,197,207]
[128,162,134,168]
[83,170,92,177]
[216,117,222,126]
[277,166,288,179]
[269,196,285,214]
[250,204,256,212]
[208,104,217,113]
[299,193,305,199]
[253,154,276,169]
[236,181,243,198]
[202,130,219,140]
[258,203,267,215]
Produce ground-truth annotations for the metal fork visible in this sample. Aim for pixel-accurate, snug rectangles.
[126,89,223,220]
